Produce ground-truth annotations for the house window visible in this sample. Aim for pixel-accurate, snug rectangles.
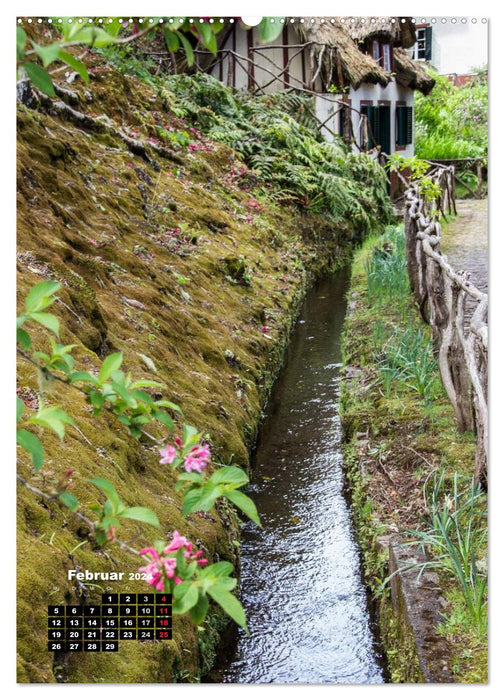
[360,103,391,155]
[413,26,432,61]
[382,44,391,72]
[370,41,394,72]
[396,105,413,147]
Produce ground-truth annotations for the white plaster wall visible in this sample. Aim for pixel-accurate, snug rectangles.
[315,94,343,140]
[429,19,488,75]
[348,81,415,157]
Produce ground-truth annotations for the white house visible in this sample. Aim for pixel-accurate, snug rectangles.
[204,17,434,164]
[412,17,488,81]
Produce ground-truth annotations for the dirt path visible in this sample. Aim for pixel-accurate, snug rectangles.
[441,199,488,295]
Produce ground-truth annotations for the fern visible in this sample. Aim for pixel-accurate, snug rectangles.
[155,73,393,230]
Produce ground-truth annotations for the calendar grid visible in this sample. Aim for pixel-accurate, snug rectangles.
[47,593,172,652]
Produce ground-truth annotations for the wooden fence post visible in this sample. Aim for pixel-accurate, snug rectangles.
[403,166,487,485]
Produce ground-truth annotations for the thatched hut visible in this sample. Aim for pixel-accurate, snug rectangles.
[207,16,434,163]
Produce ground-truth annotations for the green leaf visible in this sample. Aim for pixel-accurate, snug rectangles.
[68,371,99,386]
[176,31,194,67]
[130,380,164,391]
[29,311,60,337]
[164,28,180,52]
[23,62,55,97]
[88,478,122,512]
[17,327,31,349]
[29,406,75,440]
[118,507,160,529]
[226,489,262,527]
[31,41,62,67]
[197,22,212,45]
[154,400,182,414]
[58,49,89,83]
[205,32,218,55]
[173,584,199,615]
[95,530,107,546]
[17,26,27,60]
[99,352,123,383]
[176,472,205,484]
[17,397,24,421]
[89,389,105,411]
[25,281,61,313]
[59,491,78,511]
[256,17,285,44]
[182,485,221,515]
[17,429,44,471]
[58,25,118,48]
[101,18,123,38]
[153,410,174,431]
[199,561,234,580]
[189,593,209,624]
[209,466,249,487]
[208,585,248,631]
[182,424,200,446]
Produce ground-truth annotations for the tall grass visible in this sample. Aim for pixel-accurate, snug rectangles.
[364,225,409,308]
[364,226,439,402]
[386,471,487,632]
[377,325,439,401]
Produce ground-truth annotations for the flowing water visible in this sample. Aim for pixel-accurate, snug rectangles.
[209,269,385,684]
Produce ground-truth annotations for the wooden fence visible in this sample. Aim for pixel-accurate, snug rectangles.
[428,157,487,200]
[404,165,488,486]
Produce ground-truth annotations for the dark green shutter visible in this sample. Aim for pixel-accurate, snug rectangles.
[378,105,391,155]
[372,106,380,148]
[424,26,432,61]
[396,106,405,146]
[406,106,413,144]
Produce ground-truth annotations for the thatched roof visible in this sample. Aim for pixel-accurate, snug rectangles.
[296,19,390,89]
[344,17,417,48]
[393,48,436,95]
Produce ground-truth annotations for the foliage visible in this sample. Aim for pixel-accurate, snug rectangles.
[17,17,284,97]
[363,226,440,402]
[386,154,442,202]
[140,541,247,630]
[17,281,261,629]
[163,73,393,234]
[414,69,488,160]
[382,470,487,631]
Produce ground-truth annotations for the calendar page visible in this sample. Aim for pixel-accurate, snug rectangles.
[15,11,488,685]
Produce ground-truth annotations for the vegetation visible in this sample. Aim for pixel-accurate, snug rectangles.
[414,68,488,160]
[161,74,393,235]
[16,19,381,681]
[392,471,487,632]
[341,225,487,682]
[16,16,284,97]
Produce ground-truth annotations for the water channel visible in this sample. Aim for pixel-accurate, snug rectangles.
[209,268,385,684]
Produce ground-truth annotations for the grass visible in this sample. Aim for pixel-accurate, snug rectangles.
[383,469,487,633]
[341,222,487,682]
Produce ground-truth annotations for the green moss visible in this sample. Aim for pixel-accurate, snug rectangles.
[17,54,351,683]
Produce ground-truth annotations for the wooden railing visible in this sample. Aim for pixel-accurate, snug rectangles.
[428,157,487,200]
[404,166,488,486]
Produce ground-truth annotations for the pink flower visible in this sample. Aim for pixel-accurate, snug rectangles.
[261,326,269,333]
[164,531,189,552]
[139,533,208,591]
[139,547,178,591]
[183,444,211,473]
[159,444,177,465]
